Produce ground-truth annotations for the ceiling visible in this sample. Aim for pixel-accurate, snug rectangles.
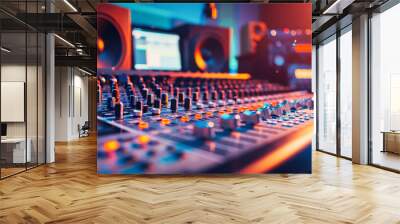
[0,0,393,72]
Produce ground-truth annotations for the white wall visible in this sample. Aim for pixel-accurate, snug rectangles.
[1,63,46,164]
[54,67,89,141]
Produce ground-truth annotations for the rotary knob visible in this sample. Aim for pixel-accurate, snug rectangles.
[242,110,261,126]
[219,113,240,130]
[193,120,215,139]
[259,103,272,120]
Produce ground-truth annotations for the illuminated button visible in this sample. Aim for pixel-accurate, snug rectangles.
[103,140,120,152]
[180,115,190,123]
[137,135,151,145]
[220,113,240,130]
[242,110,261,126]
[161,118,171,126]
[218,111,225,116]
[193,120,215,139]
[205,111,214,118]
[194,113,203,120]
[138,121,149,130]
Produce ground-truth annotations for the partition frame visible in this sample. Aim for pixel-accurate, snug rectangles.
[0,0,47,180]
[315,24,353,161]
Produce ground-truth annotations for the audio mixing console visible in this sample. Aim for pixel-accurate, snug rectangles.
[97,73,314,174]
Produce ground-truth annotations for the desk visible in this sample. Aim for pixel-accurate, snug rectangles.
[1,138,31,163]
[382,131,400,154]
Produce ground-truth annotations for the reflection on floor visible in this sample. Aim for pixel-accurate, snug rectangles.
[0,167,25,178]
[0,135,400,223]
[373,150,400,171]
[0,163,42,179]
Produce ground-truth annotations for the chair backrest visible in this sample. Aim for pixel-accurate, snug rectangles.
[82,121,90,129]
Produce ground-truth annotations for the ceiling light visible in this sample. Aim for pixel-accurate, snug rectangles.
[1,47,11,53]
[54,34,75,48]
[322,0,355,15]
[63,0,78,12]
[78,68,93,76]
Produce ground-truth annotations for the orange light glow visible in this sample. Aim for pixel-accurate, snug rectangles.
[206,111,214,118]
[210,3,218,20]
[194,45,207,71]
[240,124,313,174]
[294,69,312,79]
[231,132,241,139]
[194,113,203,120]
[218,111,225,116]
[137,135,150,145]
[104,140,120,152]
[97,38,105,52]
[180,116,189,123]
[138,121,149,130]
[294,44,312,53]
[161,118,171,126]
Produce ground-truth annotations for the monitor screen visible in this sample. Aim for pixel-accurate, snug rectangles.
[133,29,182,71]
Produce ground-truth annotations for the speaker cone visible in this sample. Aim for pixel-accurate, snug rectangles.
[97,17,123,68]
[194,37,225,72]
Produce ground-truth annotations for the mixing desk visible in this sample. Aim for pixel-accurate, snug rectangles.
[97,73,314,174]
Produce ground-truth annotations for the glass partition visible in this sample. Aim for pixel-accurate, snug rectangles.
[339,28,352,158]
[371,3,400,171]
[0,1,46,179]
[1,30,28,177]
[317,36,337,154]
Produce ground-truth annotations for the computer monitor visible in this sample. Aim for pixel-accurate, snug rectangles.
[1,123,7,137]
[133,29,182,71]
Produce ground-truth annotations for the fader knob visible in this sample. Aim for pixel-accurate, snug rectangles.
[192,92,199,102]
[174,87,180,98]
[202,91,209,101]
[155,87,162,99]
[184,97,192,111]
[186,87,192,97]
[135,101,143,112]
[154,99,161,110]
[193,120,215,139]
[129,95,136,107]
[115,101,124,120]
[170,98,178,113]
[211,90,218,101]
[242,110,261,126]
[141,88,148,98]
[161,93,169,107]
[178,92,184,104]
[146,94,154,107]
[259,103,272,120]
[219,113,240,130]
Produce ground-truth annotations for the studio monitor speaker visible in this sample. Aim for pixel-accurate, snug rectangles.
[240,21,267,55]
[174,24,230,73]
[97,4,132,70]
